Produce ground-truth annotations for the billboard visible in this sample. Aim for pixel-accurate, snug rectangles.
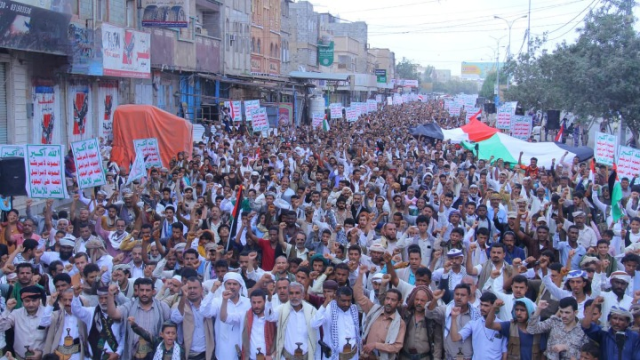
[102,23,151,79]
[141,0,188,27]
[461,62,504,80]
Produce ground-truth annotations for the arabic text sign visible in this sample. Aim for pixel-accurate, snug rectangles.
[355,102,367,115]
[496,101,517,130]
[618,145,640,180]
[24,145,66,199]
[251,108,269,132]
[133,138,162,169]
[510,115,532,140]
[312,112,324,128]
[367,99,377,113]
[465,107,480,123]
[329,103,343,119]
[224,101,242,121]
[72,138,107,189]
[594,132,616,166]
[346,107,359,122]
[0,145,24,157]
[244,100,260,121]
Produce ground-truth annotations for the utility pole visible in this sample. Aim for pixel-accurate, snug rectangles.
[527,0,531,54]
[490,36,505,106]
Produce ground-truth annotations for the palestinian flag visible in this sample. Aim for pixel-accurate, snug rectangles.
[608,164,624,221]
[228,184,252,250]
[322,115,330,132]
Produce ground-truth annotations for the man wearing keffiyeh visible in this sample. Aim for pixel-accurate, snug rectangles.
[312,286,361,360]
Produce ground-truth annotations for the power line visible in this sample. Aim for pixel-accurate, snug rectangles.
[546,0,600,41]
[546,0,599,34]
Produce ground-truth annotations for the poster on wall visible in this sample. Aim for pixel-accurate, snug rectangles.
[102,23,151,79]
[32,85,62,145]
[278,103,292,126]
[67,84,93,143]
[24,144,68,199]
[71,138,107,189]
[141,0,189,28]
[97,82,118,140]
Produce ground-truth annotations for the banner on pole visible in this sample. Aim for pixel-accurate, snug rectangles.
[72,138,107,189]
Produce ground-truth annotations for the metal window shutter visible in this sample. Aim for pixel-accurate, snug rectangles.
[0,63,6,144]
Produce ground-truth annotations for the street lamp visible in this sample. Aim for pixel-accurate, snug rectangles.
[494,15,527,89]
[494,15,527,60]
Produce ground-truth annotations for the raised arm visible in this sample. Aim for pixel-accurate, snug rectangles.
[485,299,504,331]
[354,264,373,313]
[106,284,123,320]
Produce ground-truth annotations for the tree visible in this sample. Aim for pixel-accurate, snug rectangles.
[479,70,509,99]
[396,57,420,82]
[506,0,640,143]
[422,65,436,83]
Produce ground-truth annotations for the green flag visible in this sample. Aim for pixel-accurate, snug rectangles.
[609,167,624,221]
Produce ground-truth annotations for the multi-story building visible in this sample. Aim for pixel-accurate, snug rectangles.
[250,0,281,76]
[0,0,224,149]
[289,1,319,72]
[221,0,252,76]
[280,0,293,76]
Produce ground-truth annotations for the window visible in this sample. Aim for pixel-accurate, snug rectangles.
[257,39,261,54]
[97,0,108,21]
[251,37,255,53]
[126,0,135,28]
[275,44,278,59]
[270,43,273,57]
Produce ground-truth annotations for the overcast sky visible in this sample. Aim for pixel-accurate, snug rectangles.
[308,0,639,76]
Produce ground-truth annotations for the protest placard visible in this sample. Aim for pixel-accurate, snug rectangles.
[329,103,343,119]
[312,112,324,128]
[133,138,162,169]
[0,145,24,157]
[251,108,269,132]
[244,100,260,121]
[617,145,640,180]
[367,99,377,113]
[71,138,106,189]
[510,115,532,141]
[24,145,67,199]
[224,100,242,121]
[346,107,359,122]
[497,102,517,130]
[594,131,616,166]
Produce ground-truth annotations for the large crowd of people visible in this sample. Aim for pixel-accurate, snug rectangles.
[0,100,639,360]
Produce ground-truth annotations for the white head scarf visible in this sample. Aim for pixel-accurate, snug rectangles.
[223,272,248,297]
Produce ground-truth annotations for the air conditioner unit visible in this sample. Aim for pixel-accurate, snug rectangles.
[195,25,202,34]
